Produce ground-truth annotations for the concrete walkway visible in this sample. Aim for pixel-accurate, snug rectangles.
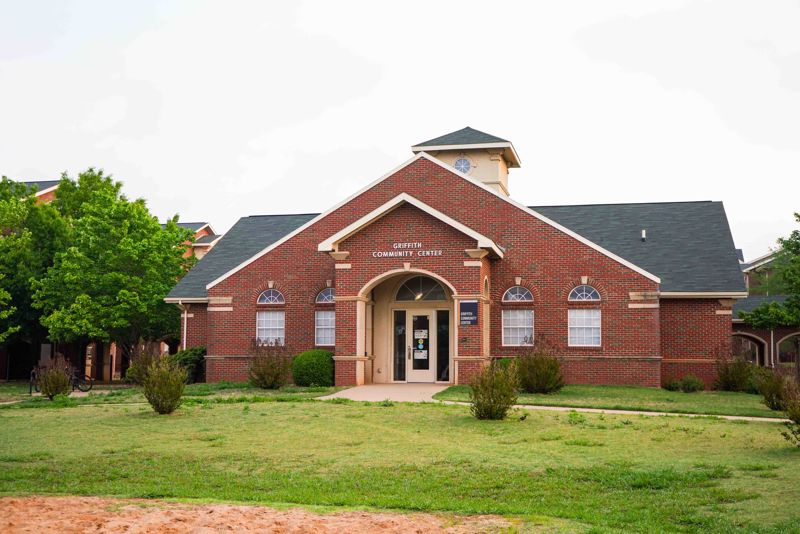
[319,384,447,403]
[319,385,789,422]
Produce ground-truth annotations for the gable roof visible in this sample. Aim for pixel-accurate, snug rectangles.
[165,214,316,300]
[411,127,521,168]
[200,153,660,292]
[193,234,220,246]
[318,193,504,258]
[732,295,788,318]
[161,221,211,232]
[533,201,746,294]
[22,180,60,195]
[413,127,509,147]
[741,250,779,272]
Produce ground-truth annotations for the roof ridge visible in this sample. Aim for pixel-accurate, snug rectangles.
[532,200,716,209]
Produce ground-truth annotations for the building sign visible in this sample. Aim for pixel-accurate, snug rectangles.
[460,300,478,326]
[372,242,443,258]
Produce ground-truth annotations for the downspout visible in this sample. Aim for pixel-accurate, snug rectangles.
[770,329,775,368]
[177,300,188,351]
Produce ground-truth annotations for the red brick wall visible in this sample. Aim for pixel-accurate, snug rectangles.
[185,304,208,349]
[660,299,733,387]
[206,357,250,382]
[196,157,664,386]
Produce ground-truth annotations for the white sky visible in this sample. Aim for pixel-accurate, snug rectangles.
[1,0,798,260]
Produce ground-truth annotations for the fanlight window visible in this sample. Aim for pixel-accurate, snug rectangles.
[502,286,533,302]
[316,288,335,304]
[257,289,285,305]
[396,276,446,301]
[568,285,601,302]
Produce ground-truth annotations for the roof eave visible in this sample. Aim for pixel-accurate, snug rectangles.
[164,297,209,304]
[660,291,749,299]
[411,142,521,168]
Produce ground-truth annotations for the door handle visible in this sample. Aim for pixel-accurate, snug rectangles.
[407,346,411,360]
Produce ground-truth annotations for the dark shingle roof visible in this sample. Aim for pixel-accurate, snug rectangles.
[413,127,509,147]
[532,201,746,293]
[193,234,220,245]
[167,214,317,299]
[733,295,788,316]
[22,180,60,193]
[161,221,209,232]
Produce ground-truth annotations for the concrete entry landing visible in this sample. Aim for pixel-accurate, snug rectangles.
[319,384,447,403]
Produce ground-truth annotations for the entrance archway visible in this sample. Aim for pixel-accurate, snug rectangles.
[360,271,456,385]
[776,333,800,374]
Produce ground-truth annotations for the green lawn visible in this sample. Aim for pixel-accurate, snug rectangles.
[0,381,31,403]
[434,384,778,418]
[0,395,798,532]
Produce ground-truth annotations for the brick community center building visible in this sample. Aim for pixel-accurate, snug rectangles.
[167,127,749,387]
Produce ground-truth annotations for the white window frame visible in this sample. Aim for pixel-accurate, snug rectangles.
[502,286,533,302]
[314,309,336,346]
[256,310,285,345]
[502,309,534,346]
[568,285,601,302]
[568,309,601,347]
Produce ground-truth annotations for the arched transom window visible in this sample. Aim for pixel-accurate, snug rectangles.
[396,276,446,301]
[316,288,335,304]
[502,286,533,302]
[257,289,285,305]
[568,285,601,301]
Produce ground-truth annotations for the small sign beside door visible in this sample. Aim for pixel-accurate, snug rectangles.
[460,300,478,325]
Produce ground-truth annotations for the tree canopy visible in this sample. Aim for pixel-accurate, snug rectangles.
[0,169,193,355]
[740,213,800,329]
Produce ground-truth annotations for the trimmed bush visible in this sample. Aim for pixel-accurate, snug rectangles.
[168,347,207,383]
[516,343,564,394]
[715,357,756,392]
[37,355,72,400]
[248,340,293,389]
[470,361,519,420]
[143,356,187,414]
[292,349,334,387]
[126,349,159,386]
[677,374,704,393]
[663,379,681,392]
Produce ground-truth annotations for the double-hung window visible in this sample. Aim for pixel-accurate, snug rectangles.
[502,309,534,346]
[315,310,335,346]
[568,309,601,347]
[256,310,285,344]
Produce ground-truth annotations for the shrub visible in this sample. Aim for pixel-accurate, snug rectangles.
[757,370,790,411]
[663,379,681,392]
[126,349,160,386]
[168,347,207,383]
[679,374,705,393]
[469,361,519,420]
[37,355,72,400]
[292,349,334,387]
[248,340,293,389]
[143,356,187,414]
[715,356,756,392]
[780,381,800,447]
[516,342,564,394]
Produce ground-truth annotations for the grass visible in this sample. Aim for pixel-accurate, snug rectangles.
[1,398,799,532]
[0,381,339,410]
[0,381,33,402]
[434,384,779,418]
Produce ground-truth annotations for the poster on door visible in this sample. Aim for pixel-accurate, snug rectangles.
[413,350,428,360]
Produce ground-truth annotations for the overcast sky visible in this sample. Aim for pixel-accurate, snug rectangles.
[1,0,798,259]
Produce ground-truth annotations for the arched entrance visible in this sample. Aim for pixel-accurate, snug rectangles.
[360,271,456,384]
[731,332,767,366]
[777,333,800,374]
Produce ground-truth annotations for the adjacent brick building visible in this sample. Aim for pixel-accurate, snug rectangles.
[167,127,748,388]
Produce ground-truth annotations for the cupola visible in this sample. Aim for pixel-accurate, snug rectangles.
[411,126,521,196]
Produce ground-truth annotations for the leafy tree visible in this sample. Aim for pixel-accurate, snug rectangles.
[31,177,194,364]
[740,213,800,378]
[0,178,68,343]
[0,279,17,344]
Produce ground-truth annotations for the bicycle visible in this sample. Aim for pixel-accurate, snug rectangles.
[71,371,94,393]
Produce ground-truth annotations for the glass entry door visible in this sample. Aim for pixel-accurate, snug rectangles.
[406,310,436,382]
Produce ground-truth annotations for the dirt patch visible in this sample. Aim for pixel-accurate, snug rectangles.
[0,496,514,533]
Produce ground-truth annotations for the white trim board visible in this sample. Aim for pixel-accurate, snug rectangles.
[317,192,504,258]
[206,152,661,290]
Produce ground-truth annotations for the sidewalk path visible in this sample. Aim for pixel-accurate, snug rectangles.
[319,385,789,423]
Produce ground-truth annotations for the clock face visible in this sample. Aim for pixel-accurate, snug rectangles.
[454,158,471,174]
